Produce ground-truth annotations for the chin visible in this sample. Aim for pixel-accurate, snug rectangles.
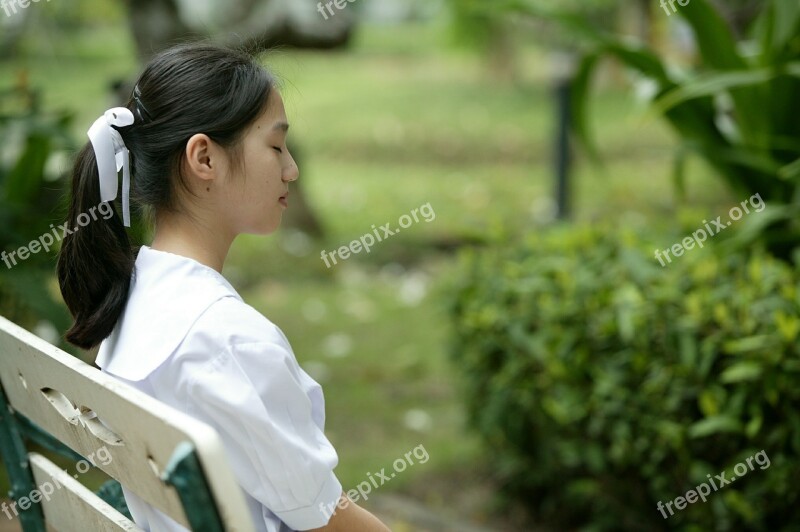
[255,217,282,235]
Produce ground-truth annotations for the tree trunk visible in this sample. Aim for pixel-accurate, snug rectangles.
[122,0,195,63]
[120,0,344,237]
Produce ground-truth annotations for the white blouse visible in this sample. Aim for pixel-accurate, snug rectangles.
[97,245,342,531]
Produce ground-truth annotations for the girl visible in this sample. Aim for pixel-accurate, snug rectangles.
[57,43,390,532]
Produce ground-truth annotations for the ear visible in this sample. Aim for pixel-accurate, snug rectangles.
[184,133,218,182]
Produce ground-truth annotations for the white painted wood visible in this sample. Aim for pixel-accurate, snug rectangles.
[0,316,255,531]
[29,452,142,532]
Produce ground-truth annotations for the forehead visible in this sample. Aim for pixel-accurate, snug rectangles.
[254,90,287,130]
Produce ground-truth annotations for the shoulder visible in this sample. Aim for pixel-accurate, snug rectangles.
[166,297,298,381]
[191,296,290,350]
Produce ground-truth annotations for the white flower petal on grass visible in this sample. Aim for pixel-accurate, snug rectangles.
[280,229,312,257]
[380,262,406,284]
[303,361,330,384]
[530,196,557,224]
[338,264,369,287]
[337,185,367,209]
[398,272,428,307]
[34,321,59,345]
[302,299,327,323]
[343,295,376,322]
[322,333,353,358]
[403,409,433,433]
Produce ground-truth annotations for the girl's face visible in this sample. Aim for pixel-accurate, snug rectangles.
[222,90,298,235]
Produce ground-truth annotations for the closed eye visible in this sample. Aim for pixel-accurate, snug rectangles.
[273,146,283,154]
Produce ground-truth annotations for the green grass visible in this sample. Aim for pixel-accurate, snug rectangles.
[0,14,746,523]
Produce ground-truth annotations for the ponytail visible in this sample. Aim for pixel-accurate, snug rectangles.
[57,143,135,349]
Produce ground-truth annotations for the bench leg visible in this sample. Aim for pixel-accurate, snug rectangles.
[0,383,46,531]
[163,442,226,532]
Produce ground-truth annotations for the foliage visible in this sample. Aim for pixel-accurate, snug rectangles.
[450,225,800,530]
[0,84,73,334]
[447,0,621,50]
[495,0,800,259]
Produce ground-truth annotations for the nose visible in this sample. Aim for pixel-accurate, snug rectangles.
[283,151,299,182]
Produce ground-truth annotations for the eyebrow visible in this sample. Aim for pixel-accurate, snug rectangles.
[273,121,290,132]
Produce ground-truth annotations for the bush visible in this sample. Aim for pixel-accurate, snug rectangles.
[0,86,73,335]
[449,225,800,531]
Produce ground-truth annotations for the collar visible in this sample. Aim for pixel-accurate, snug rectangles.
[96,245,242,381]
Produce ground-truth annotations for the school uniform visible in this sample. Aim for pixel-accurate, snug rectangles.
[97,245,342,531]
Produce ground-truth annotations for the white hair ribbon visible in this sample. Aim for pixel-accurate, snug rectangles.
[87,107,134,227]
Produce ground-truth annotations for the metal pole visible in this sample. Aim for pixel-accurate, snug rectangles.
[552,51,576,221]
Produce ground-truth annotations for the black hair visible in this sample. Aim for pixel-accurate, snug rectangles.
[57,43,276,349]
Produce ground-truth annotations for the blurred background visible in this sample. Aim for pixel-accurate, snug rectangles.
[1,0,800,530]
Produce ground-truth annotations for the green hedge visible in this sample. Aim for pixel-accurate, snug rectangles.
[449,225,800,531]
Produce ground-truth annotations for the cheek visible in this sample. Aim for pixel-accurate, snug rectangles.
[249,150,281,181]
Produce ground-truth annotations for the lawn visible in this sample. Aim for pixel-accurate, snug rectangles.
[0,12,740,526]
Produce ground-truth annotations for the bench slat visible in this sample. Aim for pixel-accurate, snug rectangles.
[29,452,142,532]
[0,316,255,531]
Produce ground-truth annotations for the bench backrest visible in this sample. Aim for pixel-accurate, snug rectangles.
[0,316,255,531]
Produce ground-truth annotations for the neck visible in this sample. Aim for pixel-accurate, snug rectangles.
[150,211,234,273]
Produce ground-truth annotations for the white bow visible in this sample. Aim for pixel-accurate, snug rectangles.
[87,107,134,227]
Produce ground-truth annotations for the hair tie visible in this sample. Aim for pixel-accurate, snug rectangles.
[87,107,134,227]
[133,85,152,122]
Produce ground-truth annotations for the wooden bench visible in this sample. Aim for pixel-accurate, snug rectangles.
[0,316,255,531]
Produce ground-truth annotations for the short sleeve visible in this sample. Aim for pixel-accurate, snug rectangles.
[183,341,343,531]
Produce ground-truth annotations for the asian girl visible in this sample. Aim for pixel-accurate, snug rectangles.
[57,43,390,532]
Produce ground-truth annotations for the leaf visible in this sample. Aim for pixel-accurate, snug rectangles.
[678,0,747,71]
[721,203,800,253]
[5,132,51,206]
[678,0,767,144]
[745,413,763,438]
[698,389,719,417]
[1,268,70,334]
[778,156,800,181]
[652,68,777,115]
[761,0,800,59]
[775,310,800,343]
[720,362,763,383]
[705,147,782,175]
[722,335,774,354]
[688,416,742,438]
[672,144,689,201]
[570,52,602,162]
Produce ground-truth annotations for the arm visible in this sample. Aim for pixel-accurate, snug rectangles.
[178,303,379,530]
[307,492,391,532]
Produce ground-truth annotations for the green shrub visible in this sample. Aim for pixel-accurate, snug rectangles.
[449,225,800,531]
[0,86,73,334]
